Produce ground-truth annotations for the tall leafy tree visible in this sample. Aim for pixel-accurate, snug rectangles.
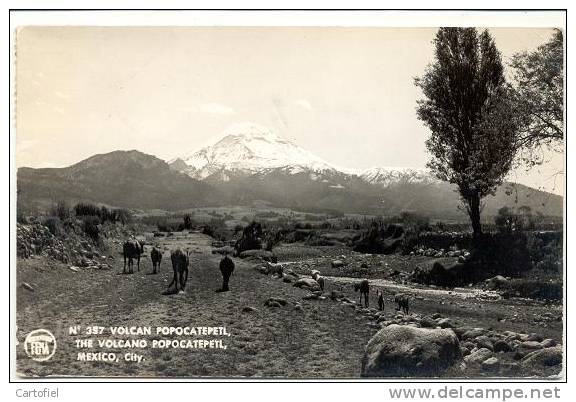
[415,28,520,237]
[510,29,564,167]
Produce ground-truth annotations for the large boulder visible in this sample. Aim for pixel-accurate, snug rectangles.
[521,346,563,368]
[485,275,508,290]
[464,348,493,366]
[361,324,461,377]
[293,278,321,292]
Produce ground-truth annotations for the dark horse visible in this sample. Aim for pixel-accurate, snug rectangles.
[394,293,410,314]
[217,254,235,292]
[166,248,189,294]
[123,240,143,274]
[150,247,162,274]
[354,279,370,308]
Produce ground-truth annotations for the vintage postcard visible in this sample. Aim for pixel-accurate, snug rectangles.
[12,11,565,380]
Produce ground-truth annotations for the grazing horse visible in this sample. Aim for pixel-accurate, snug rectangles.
[123,240,143,274]
[394,293,410,314]
[150,247,162,274]
[217,254,235,292]
[168,248,189,293]
[354,279,370,307]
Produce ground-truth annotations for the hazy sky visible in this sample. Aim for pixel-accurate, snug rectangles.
[15,26,564,194]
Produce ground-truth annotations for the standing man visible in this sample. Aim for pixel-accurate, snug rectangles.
[217,253,235,292]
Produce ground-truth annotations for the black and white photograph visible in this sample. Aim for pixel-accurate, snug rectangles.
[11,10,566,381]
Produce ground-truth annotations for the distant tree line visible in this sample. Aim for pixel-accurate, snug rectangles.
[43,200,133,241]
[73,202,132,225]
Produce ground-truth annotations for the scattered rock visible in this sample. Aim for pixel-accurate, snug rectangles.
[452,326,473,339]
[293,278,321,292]
[264,297,287,307]
[521,341,543,350]
[437,318,456,329]
[482,357,501,371]
[475,336,494,351]
[524,333,544,342]
[331,260,345,268]
[420,317,438,328]
[485,275,508,290]
[464,348,493,365]
[462,328,487,340]
[241,306,258,313]
[493,340,513,353]
[21,282,34,292]
[462,341,476,350]
[521,346,563,367]
[361,324,461,377]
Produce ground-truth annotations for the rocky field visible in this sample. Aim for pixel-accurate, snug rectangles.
[16,225,563,379]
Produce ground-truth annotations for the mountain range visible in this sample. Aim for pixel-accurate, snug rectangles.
[18,123,563,219]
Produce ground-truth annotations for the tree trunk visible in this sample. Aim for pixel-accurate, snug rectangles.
[467,193,483,239]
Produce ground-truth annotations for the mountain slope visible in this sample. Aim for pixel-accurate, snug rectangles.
[376,180,563,219]
[18,127,563,218]
[17,150,223,212]
[360,166,437,186]
[168,123,562,217]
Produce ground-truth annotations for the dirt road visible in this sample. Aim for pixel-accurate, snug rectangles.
[16,231,375,378]
[325,276,563,341]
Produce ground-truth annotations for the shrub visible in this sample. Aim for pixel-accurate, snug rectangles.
[74,202,100,217]
[81,215,101,241]
[469,232,533,276]
[264,229,283,251]
[44,216,63,236]
[112,209,132,225]
[501,279,562,301]
[234,221,263,255]
[526,231,562,273]
[50,200,72,221]
[73,202,131,225]
[17,211,27,224]
[353,221,405,254]
[183,214,194,230]
[201,218,229,241]
[397,211,430,232]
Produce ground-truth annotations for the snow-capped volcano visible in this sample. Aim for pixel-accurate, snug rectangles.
[169,122,437,190]
[170,123,339,180]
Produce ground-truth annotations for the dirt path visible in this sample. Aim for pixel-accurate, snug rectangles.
[325,276,563,341]
[16,232,375,378]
